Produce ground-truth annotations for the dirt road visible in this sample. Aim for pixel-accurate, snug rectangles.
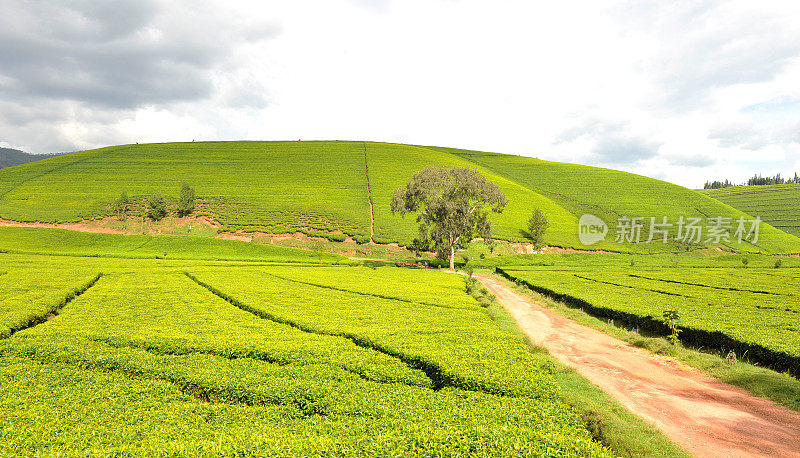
[475,274,800,458]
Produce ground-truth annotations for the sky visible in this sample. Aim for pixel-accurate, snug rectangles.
[1,0,799,188]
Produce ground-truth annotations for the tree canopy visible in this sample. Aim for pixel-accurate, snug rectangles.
[178,182,195,217]
[527,208,549,251]
[113,191,129,220]
[391,166,507,269]
[147,194,167,221]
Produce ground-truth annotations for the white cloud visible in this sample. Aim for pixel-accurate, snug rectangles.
[1,0,799,188]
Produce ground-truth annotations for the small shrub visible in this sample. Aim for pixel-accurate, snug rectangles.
[741,257,749,268]
[662,308,681,345]
[147,194,167,221]
[775,259,783,269]
[326,233,347,243]
[113,191,130,220]
[465,276,478,294]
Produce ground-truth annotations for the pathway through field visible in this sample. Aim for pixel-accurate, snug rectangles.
[475,274,800,458]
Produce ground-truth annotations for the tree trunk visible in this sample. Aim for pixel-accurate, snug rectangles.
[449,244,455,270]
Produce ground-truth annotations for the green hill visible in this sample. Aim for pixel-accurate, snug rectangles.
[1,140,798,253]
[702,184,800,237]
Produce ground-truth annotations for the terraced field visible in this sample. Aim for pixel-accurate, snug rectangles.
[498,261,800,375]
[0,250,609,455]
[702,184,800,237]
[2,141,798,254]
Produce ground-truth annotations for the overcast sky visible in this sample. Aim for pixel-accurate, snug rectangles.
[1,0,799,188]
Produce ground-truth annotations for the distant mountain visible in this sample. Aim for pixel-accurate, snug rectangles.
[0,148,65,169]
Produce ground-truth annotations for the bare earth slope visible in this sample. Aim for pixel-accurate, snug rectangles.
[476,274,800,458]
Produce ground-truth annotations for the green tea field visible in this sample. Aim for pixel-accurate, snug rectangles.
[702,184,800,237]
[2,141,798,254]
[2,143,800,457]
[496,255,800,375]
[6,2,800,454]
[0,248,608,455]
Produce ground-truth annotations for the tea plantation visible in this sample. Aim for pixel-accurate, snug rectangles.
[702,183,800,237]
[497,257,800,376]
[2,141,798,253]
[0,246,610,456]
[2,141,800,455]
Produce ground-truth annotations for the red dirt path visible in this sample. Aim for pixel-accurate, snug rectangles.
[475,274,800,458]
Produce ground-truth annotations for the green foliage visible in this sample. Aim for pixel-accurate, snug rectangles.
[0,270,100,338]
[189,267,560,398]
[476,250,800,270]
[442,146,800,254]
[391,166,507,268]
[0,353,607,456]
[527,208,550,250]
[702,183,800,237]
[465,274,478,294]
[366,142,576,248]
[463,270,495,307]
[325,233,347,242]
[500,265,800,373]
[1,140,796,253]
[113,191,129,220]
[0,227,347,263]
[0,142,371,239]
[147,193,167,221]
[177,182,195,217]
[662,309,681,345]
[0,254,609,456]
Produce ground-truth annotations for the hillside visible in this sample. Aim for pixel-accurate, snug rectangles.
[702,184,800,237]
[0,148,63,169]
[0,140,798,254]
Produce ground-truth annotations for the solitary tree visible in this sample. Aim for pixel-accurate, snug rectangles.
[527,208,549,251]
[391,166,507,269]
[114,191,130,221]
[177,182,195,217]
[147,193,167,221]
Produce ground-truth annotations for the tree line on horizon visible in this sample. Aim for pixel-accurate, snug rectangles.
[704,172,800,189]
